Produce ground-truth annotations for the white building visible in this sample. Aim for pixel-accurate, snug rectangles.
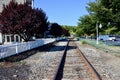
[0,0,34,12]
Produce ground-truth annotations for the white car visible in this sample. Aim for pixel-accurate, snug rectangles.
[99,35,116,41]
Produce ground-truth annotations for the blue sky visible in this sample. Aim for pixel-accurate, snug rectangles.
[34,0,95,26]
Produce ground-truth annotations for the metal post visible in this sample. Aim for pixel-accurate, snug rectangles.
[32,0,34,8]
[96,23,102,44]
[15,43,18,54]
[96,23,99,44]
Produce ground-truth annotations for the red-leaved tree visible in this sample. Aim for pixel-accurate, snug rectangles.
[49,23,62,37]
[0,0,48,41]
[61,28,70,37]
[33,8,48,38]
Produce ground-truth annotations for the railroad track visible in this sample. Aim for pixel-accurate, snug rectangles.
[43,39,101,80]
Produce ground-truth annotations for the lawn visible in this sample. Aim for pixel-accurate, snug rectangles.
[79,38,120,57]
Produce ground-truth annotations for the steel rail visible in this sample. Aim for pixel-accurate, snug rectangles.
[74,42,102,80]
[51,39,101,80]
[53,39,70,80]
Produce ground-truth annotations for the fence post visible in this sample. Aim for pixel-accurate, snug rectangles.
[15,43,18,54]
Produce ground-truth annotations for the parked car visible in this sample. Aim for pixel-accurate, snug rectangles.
[99,35,117,41]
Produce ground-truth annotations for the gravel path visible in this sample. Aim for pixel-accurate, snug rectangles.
[0,41,67,80]
[76,41,120,80]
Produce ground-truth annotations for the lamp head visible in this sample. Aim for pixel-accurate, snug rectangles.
[99,24,102,28]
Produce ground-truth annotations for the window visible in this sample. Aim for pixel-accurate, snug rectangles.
[11,35,14,42]
[6,36,10,42]
[16,36,19,42]
[26,0,32,6]
[2,0,6,6]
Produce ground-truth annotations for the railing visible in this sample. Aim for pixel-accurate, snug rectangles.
[0,38,64,59]
[105,40,120,46]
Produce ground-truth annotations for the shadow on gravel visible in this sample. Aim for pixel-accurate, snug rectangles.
[0,50,37,62]
[0,43,52,62]
[42,45,77,52]
[0,62,31,80]
[38,40,77,52]
[67,45,77,50]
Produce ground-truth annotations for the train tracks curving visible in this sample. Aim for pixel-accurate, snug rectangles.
[43,39,101,80]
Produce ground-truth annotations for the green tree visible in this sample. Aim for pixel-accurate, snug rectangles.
[86,0,120,34]
[77,15,96,36]
[62,25,77,36]
[105,27,117,34]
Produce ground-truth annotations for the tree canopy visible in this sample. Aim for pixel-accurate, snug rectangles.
[77,0,120,37]
[0,0,48,41]
[49,23,62,37]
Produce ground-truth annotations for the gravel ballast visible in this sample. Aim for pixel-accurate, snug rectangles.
[0,41,67,80]
[76,41,120,80]
[0,40,120,80]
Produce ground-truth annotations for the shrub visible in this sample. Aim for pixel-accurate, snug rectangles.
[81,40,87,44]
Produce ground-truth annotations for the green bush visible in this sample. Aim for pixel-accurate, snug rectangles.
[81,40,87,44]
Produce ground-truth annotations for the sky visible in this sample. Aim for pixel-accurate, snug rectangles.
[34,0,95,26]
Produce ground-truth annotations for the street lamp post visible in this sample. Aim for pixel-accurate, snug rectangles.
[96,23,102,44]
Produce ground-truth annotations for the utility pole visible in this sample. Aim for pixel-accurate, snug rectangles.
[96,23,102,44]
